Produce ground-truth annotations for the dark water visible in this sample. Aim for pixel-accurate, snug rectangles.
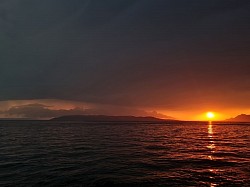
[0,121,249,187]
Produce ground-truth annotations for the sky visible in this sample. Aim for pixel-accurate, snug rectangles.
[0,0,250,120]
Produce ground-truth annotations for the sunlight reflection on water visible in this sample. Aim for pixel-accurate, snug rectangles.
[207,122,217,187]
[207,122,215,156]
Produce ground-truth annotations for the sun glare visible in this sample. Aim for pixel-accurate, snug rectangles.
[206,112,215,119]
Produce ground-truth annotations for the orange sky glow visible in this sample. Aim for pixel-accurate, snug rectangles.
[0,99,249,121]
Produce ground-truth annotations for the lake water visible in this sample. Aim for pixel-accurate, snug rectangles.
[0,121,249,186]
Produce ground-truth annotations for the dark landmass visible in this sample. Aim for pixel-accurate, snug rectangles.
[51,115,173,122]
[226,114,250,122]
[0,118,34,120]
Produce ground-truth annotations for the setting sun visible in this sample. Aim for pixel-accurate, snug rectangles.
[194,111,226,121]
[206,112,215,119]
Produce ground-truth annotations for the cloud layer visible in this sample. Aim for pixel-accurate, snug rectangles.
[0,101,172,119]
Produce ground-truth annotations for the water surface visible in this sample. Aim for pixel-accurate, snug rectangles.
[0,121,249,186]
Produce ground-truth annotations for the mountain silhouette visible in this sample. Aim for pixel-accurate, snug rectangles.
[226,114,250,122]
[51,115,172,122]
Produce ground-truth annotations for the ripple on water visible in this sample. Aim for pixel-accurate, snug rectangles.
[0,121,249,186]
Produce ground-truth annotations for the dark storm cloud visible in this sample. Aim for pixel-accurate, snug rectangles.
[0,0,250,110]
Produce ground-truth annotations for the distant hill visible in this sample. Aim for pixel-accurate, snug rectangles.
[226,114,250,122]
[51,115,170,122]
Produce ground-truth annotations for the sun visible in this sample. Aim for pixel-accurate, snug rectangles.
[206,112,215,119]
